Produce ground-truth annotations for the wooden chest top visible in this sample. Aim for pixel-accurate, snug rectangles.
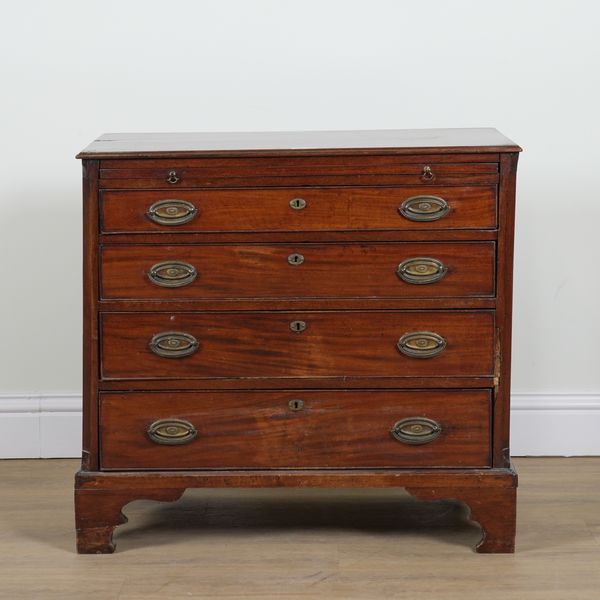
[77,128,521,158]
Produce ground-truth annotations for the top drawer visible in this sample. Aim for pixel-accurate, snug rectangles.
[98,156,498,189]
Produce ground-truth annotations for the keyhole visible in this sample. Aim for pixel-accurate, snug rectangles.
[287,253,305,265]
[289,320,306,332]
[288,399,304,411]
[289,198,307,210]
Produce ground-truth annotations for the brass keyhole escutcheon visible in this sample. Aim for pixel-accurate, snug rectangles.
[288,399,304,411]
[288,253,305,265]
[289,198,307,210]
[289,320,307,333]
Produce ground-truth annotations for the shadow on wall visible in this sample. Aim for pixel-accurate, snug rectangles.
[0,185,82,391]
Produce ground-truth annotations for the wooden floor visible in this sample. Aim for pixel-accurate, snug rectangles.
[1,458,599,599]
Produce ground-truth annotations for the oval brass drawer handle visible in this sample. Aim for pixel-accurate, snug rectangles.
[149,331,199,358]
[148,261,197,288]
[391,417,442,445]
[397,331,446,358]
[146,199,198,226]
[147,419,197,445]
[397,257,447,285]
[399,195,449,222]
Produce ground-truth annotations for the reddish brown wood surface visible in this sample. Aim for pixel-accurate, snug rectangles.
[81,160,100,470]
[493,153,519,467]
[100,230,498,245]
[101,153,499,168]
[100,311,495,381]
[97,376,494,391]
[75,486,185,554]
[100,160,497,180]
[77,464,517,490]
[100,157,498,188]
[98,298,497,312]
[406,483,516,552]
[101,186,497,233]
[100,242,495,301]
[78,129,520,554]
[77,128,521,158]
[99,389,491,470]
[100,173,499,189]
[74,464,517,553]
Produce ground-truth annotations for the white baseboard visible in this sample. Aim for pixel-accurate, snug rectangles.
[0,393,599,459]
[510,394,600,456]
[0,394,82,459]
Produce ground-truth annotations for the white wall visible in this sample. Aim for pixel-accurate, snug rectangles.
[0,1,599,454]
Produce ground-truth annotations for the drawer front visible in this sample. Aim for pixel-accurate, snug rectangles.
[101,311,495,380]
[101,186,497,233]
[99,390,492,469]
[100,242,496,300]
[99,159,498,189]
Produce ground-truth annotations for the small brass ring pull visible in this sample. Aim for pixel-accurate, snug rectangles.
[399,195,450,222]
[290,320,307,333]
[397,331,446,358]
[166,170,180,184]
[149,331,199,358]
[397,257,447,285]
[290,198,307,210]
[147,419,197,445]
[287,253,305,265]
[421,165,434,181]
[148,261,197,288]
[391,417,442,445]
[147,199,198,226]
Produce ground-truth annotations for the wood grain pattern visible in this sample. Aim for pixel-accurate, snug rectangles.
[493,152,519,467]
[97,376,495,391]
[406,483,516,553]
[101,186,497,233]
[100,311,495,381]
[100,161,498,180]
[100,242,495,300]
[13,457,600,595]
[100,229,499,244]
[101,153,500,168]
[99,389,492,470]
[100,173,499,189]
[74,462,516,554]
[77,128,520,554]
[75,487,185,554]
[77,128,521,158]
[98,297,497,312]
[81,160,99,470]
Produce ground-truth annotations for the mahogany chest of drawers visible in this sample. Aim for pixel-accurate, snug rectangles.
[75,129,521,553]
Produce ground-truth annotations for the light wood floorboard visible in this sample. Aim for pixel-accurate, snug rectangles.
[1,458,599,599]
